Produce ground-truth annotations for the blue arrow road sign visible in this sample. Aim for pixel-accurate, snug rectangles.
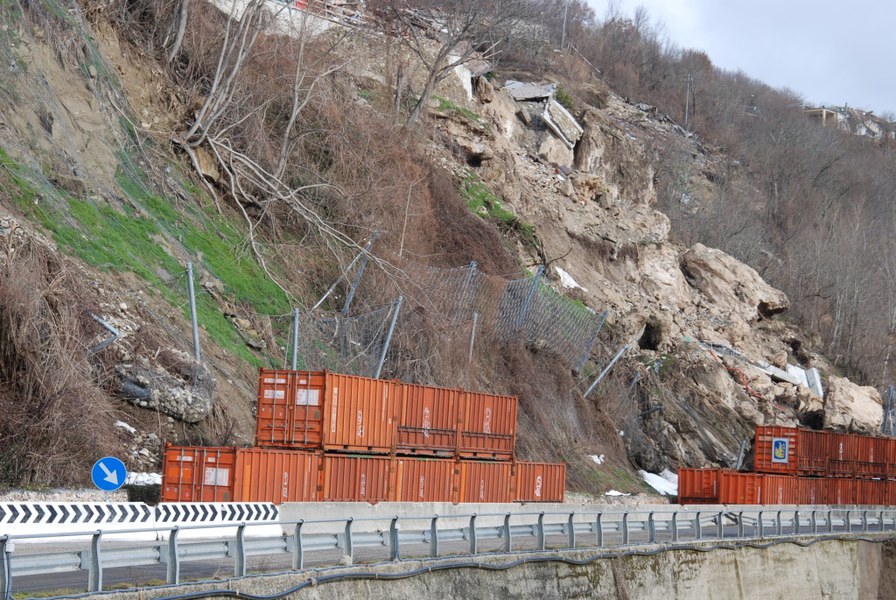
[92,457,127,492]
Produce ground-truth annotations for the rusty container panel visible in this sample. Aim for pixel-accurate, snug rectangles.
[256,370,325,449]
[322,373,398,453]
[753,426,799,475]
[761,474,799,504]
[887,481,896,504]
[396,383,460,457]
[828,432,859,477]
[161,445,237,502]
[233,448,320,504]
[798,477,825,505]
[677,468,720,503]
[459,392,518,460]
[856,478,888,506]
[392,457,455,502]
[718,471,762,505]
[824,477,856,505]
[322,454,392,503]
[797,430,830,476]
[857,436,891,478]
[457,460,511,503]
[512,462,566,503]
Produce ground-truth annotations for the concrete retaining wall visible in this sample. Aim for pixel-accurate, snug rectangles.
[89,537,895,600]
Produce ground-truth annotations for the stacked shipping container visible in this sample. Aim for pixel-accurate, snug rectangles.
[680,425,896,506]
[162,370,565,504]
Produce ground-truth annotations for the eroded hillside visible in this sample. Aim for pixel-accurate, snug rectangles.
[0,0,882,493]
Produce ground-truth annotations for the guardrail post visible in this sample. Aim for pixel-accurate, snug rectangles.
[595,513,603,547]
[794,511,800,534]
[469,515,478,555]
[716,511,723,540]
[671,511,678,542]
[846,510,852,534]
[737,511,744,538]
[503,513,512,552]
[622,512,630,545]
[757,511,763,537]
[648,512,656,543]
[811,510,817,535]
[568,513,576,549]
[430,516,440,557]
[88,531,103,592]
[292,521,305,570]
[775,511,783,536]
[537,513,545,551]
[881,510,886,532]
[234,524,247,577]
[0,536,12,598]
[828,509,834,533]
[389,517,401,561]
[344,518,354,562]
[694,512,702,540]
[862,510,869,533]
[166,527,180,584]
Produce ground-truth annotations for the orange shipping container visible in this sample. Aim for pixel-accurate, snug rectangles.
[396,383,460,457]
[256,370,398,454]
[512,462,566,503]
[824,477,855,505]
[797,430,831,476]
[718,471,763,505]
[457,460,511,503]
[232,448,320,503]
[458,391,518,460]
[392,457,455,502]
[798,477,825,505]
[322,454,392,503]
[162,445,237,502]
[753,426,799,475]
[677,468,720,503]
[856,479,888,505]
[762,474,799,504]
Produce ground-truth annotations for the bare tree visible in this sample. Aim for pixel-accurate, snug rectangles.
[371,0,535,125]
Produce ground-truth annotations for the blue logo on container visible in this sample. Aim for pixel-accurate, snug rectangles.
[771,438,789,464]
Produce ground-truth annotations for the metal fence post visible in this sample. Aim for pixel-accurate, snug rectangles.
[846,510,852,534]
[468,312,479,364]
[671,511,678,542]
[374,296,403,379]
[775,511,782,536]
[694,512,702,540]
[648,512,656,543]
[622,512,630,545]
[794,511,800,534]
[292,521,305,570]
[716,511,723,539]
[88,531,103,592]
[573,310,607,373]
[862,510,869,533]
[503,513,512,552]
[344,518,354,562]
[828,509,834,533]
[880,510,886,532]
[811,510,818,535]
[537,513,546,551]
[0,536,12,598]
[166,527,180,584]
[234,524,247,577]
[757,511,763,537]
[342,237,375,316]
[430,516,440,557]
[469,514,478,555]
[186,262,201,362]
[568,513,576,549]
[389,517,400,561]
[595,513,603,547]
[584,344,630,398]
[737,511,744,538]
[290,308,300,370]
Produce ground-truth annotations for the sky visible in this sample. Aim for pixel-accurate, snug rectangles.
[587,0,896,117]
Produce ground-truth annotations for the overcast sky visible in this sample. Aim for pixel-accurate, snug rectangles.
[587,0,895,117]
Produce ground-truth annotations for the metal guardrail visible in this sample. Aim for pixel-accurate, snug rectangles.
[2,506,895,596]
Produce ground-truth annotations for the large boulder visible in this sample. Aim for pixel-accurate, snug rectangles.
[823,376,882,434]
[680,243,789,321]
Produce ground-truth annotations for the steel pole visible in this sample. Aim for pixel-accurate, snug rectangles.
[186,262,201,362]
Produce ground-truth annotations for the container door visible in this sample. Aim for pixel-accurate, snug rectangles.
[396,383,460,456]
[256,370,325,449]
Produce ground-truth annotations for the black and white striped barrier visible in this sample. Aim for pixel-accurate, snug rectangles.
[0,502,279,539]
